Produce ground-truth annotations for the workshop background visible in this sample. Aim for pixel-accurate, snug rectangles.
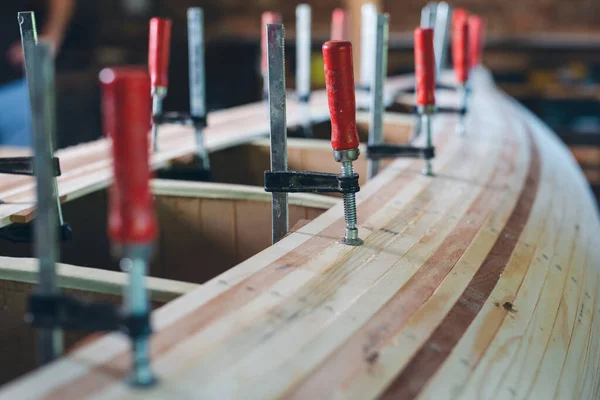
[28,0,600,201]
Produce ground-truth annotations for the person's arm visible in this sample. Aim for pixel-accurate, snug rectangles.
[7,0,76,66]
[41,0,76,53]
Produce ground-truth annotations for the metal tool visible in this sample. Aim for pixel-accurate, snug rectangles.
[266,23,289,244]
[101,67,157,386]
[323,40,363,246]
[26,68,157,388]
[261,12,282,101]
[264,34,362,246]
[187,8,210,170]
[18,12,70,240]
[359,3,377,91]
[366,28,437,176]
[452,14,469,136]
[330,8,349,41]
[149,17,172,152]
[367,13,389,179]
[296,4,312,138]
[420,2,437,28]
[415,28,437,176]
[433,2,452,76]
[27,41,63,365]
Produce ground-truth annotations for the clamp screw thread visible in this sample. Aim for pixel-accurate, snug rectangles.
[341,161,363,246]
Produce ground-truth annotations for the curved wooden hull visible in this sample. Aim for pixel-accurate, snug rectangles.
[0,71,598,399]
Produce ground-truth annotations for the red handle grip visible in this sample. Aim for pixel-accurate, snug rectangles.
[261,12,282,74]
[452,8,468,27]
[414,28,436,107]
[148,17,172,89]
[452,17,469,83]
[468,16,485,68]
[100,68,156,245]
[330,8,349,41]
[323,41,359,151]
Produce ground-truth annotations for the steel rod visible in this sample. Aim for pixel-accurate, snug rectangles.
[28,40,63,365]
[267,24,289,244]
[187,8,210,169]
[367,14,389,179]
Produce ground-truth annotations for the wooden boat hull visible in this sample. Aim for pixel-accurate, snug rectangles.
[0,71,598,399]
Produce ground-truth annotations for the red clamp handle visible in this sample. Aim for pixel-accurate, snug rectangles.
[100,68,156,245]
[452,17,469,83]
[148,17,172,89]
[414,28,436,107]
[452,8,469,27]
[323,41,359,151]
[261,12,282,75]
[330,8,349,41]
[468,16,485,68]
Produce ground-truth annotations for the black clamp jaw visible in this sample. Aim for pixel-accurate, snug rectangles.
[0,156,72,243]
[0,156,60,176]
[367,145,435,161]
[153,112,207,129]
[153,112,212,181]
[388,103,466,116]
[265,170,360,195]
[398,82,460,94]
[367,104,436,165]
[27,293,151,340]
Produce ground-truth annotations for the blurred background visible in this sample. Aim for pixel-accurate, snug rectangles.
[3,0,600,200]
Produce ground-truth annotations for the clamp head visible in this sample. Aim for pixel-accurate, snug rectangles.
[100,68,156,245]
[261,12,282,75]
[468,15,485,68]
[148,17,172,90]
[414,27,436,107]
[330,8,349,41]
[323,40,360,152]
[452,15,469,84]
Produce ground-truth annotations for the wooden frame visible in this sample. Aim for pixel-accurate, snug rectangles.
[0,71,598,399]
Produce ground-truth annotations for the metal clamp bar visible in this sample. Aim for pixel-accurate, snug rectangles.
[367,145,435,160]
[267,23,289,244]
[153,112,207,127]
[264,171,360,194]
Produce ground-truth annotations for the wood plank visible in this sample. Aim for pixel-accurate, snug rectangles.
[0,70,598,399]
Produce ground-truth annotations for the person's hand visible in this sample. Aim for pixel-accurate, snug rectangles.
[6,33,61,69]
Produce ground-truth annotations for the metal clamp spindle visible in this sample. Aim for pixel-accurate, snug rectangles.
[102,67,157,386]
[367,13,389,179]
[261,12,282,101]
[367,28,437,176]
[323,40,363,246]
[149,17,172,152]
[452,12,469,136]
[358,2,377,92]
[330,8,349,41]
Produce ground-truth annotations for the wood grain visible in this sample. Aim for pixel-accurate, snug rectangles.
[0,70,598,399]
